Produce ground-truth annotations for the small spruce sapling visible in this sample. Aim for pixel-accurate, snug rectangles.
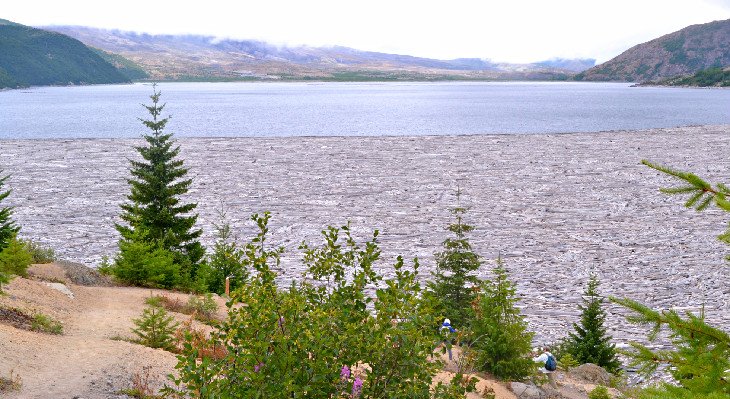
[565,274,620,373]
[132,305,178,351]
[471,257,535,380]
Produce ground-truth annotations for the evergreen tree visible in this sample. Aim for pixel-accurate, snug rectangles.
[206,211,247,294]
[115,85,204,287]
[428,188,481,329]
[132,305,178,351]
[609,160,730,398]
[0,172,19,252]
[565,274,620,373]
[0,235,32,293]
[471,258,535,380]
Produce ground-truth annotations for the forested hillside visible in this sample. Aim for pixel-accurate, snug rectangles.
[576,18,730,82]
[0,19,129,88]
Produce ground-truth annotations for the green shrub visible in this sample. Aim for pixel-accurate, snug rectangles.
[31,313,63,334]
[112,238,180,289]
[563,275,620,373]
[205,213,247,295]
[165,213,469,398]
[588,385,611,399]
[20,239,55,263]
[0,235,33,278]
[471,258,535,381]
[186,293,217,320]
[131,306,178,351]
[97,255,114,275]
[559,353,579,370]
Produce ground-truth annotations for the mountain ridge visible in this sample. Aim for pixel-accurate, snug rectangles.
[43,25,594,81]
[577,18,730,82]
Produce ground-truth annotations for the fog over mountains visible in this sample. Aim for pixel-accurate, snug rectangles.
[44,25,595,81]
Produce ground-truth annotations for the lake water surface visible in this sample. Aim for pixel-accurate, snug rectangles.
[1,82,729,139]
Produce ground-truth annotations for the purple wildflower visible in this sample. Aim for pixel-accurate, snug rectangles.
[352,376,363,398]
[340,365,351,381]
[254,362,264,372]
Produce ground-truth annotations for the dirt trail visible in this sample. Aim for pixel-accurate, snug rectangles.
[0,266,188,398]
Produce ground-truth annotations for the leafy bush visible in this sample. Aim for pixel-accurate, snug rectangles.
[132,306,178,350]
[0,235,33,278]
[186,294,217,320]
[20,239,55,263]
[146,293,219,323]
[559,353,579,370]
[30,313,63,334]
[588,385,611,399]
[165,213,470,398]
[112,237,180,289]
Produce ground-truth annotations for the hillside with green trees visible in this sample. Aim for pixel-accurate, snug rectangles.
[0,19,129,89]
[654,66,730,87]
[576,18,730,82]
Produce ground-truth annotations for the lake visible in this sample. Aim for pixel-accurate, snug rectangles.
[1,81,729,139]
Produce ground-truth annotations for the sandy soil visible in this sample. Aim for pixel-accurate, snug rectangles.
[0,264,226,399]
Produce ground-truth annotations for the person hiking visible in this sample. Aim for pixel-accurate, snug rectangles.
[440,318,456,361]
[533,346,558,388]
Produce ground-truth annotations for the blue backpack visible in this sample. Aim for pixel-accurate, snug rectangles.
[545,354,557,371]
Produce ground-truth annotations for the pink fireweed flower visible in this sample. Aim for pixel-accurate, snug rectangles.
[254,362,264,372]
[340,365,351,381]
[352,376,363,397]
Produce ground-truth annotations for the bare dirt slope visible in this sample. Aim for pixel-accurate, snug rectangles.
[0,264,216,398]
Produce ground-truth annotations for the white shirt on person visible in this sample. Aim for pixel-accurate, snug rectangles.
[533,352,555,373]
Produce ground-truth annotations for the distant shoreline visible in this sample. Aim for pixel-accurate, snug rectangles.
[0,123,727,142]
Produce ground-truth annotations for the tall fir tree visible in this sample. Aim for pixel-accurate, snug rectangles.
[610,160,730,399]
[115,85,204,286]
[565,274,620,373]
[471,258,535,380]
[428,188,481,329]
[0,172,19,252]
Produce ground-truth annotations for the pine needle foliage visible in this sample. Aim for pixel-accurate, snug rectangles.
[428,189,481,329]
[609,160,730,398]
[565,275,620,373]
[115,85,204,288]
[642,160,730,260]
[132,305,178,351]
[0,172,19,253]
[471,258,535,380]
[0,235,32,278]
[205,211,247,295]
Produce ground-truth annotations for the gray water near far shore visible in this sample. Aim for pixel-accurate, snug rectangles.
[1,81,730,139]
[1,125,728,346]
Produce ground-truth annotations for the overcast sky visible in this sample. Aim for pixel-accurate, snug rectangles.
[4,0,730,63]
